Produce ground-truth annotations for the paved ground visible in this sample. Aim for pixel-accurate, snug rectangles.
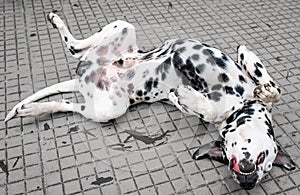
[0,0,300,194]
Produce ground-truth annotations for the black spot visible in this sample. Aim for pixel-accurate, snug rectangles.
[222,53,228,61]
[96,79,110,91]
[196,64,205,74]
[222,130,228,137]
[224,124,232,130]
[235,63,243,71]
[172,51,183,65]
[141,52,153,60]
[127,83,134,95]
[141,48,162,60]
[118,59,124,66]
[215,58,227,69]
[122,27,128,35]
[84,75,90,84]
[64,36,68,42]
[211,84,223,91]
[218,73,229,83]
[69,48,75,55]
[153,78,159,88]
[176,39,185,44]
[235,85,245,96]
[145,97,150,101]
[226,101,255,124]
[170,88,175,92]
[192,44,202,50]
[266,150,269,156]
[177,47,186,53]
[247,71,260,85]
[242,147,247,150]
[254,69,262,77]
[186,58,195,72]
[240,53,244,61]
[247,139,251,143]
[136,90,143,97]
[236,116,251,127]
[277,88,281,94]
[270,80,275,87]
[123,69,135,80]
[191,54,200,61]
[144,77,153,92]
[202,48,214,56]
[161,72,166,81]
[81,105,85,111]
[255,62,263,68]
[202,43,212,47]
[76,60,93,76]
[239,75,247,83]
[208,91,222,102]
[157,44,172,58]
[243,152,251,159]
[69,46,82,54]
[265,113,274,137]
[142,70,149,78]
[224,86,234,95]
[155,57,171,74]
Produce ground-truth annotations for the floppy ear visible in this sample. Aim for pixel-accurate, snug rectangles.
[192,141,228,165]
[273,147,296,170]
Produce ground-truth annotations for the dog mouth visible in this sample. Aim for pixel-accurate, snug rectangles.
[231,170,259,190]
[229,157,259,190]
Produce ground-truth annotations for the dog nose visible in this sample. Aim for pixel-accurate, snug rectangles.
[239,159,256,173]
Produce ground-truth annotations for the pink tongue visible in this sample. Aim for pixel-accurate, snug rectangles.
[233,160,240,173]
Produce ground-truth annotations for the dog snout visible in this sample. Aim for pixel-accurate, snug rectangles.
[236,172,259,190]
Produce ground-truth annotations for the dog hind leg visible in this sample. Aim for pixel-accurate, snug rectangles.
[237,45,281,103]
[5,79,79,122]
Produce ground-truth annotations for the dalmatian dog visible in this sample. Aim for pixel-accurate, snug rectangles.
[5,13,296,190]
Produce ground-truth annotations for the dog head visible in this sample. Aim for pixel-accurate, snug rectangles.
[192,100,296,190]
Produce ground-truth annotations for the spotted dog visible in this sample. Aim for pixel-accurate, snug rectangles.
[5,13,296,190]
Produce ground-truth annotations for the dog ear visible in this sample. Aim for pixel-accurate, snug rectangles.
[273,146,296,170]
[192,141,228,165]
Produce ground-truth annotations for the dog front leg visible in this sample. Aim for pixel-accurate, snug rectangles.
[168,85,217,122]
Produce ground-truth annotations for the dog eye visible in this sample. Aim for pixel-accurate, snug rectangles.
[257,152,265,165]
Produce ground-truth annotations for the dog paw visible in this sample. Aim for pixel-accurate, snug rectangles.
[5,103,22,122]
[5,103,49,122]
[254,83,281,103]
[14,103,44,117]
[47,12,64,29]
